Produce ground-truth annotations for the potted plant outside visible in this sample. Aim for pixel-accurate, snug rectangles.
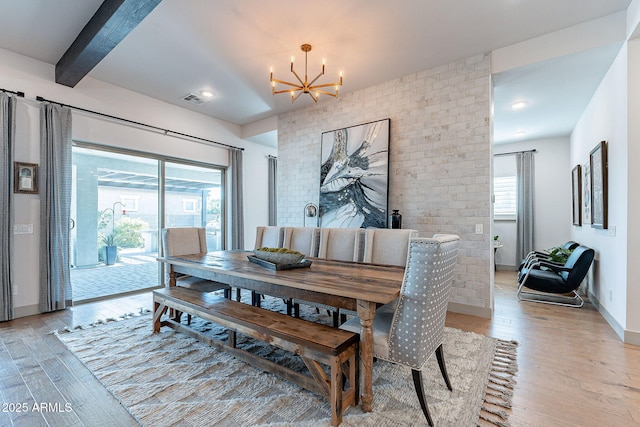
[101,233,118,265]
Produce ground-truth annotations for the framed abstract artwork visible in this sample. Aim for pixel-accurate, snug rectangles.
[319,118,390,228]
[589,140,608,229]
[571,164,582,226]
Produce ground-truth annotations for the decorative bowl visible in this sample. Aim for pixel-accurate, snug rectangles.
[253,248,305,265]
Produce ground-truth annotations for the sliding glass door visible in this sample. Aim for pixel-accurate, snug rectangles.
[70,145,224,303]
[165,162,224,251]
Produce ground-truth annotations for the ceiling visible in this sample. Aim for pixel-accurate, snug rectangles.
[0,0,632,146]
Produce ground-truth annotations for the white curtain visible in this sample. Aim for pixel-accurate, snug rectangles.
[230,148,244,249]
[39,103,73,312]
[0,93,16,321]
[268,156,277,226]
[515,151,535,263]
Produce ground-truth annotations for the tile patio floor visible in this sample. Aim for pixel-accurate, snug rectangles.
[70,251,160,303]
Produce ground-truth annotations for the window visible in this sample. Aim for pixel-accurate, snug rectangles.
[120,195,139,212]
[494,176,516,220]
[182,198,199,213]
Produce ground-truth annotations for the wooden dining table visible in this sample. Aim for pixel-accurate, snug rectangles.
[157,249,405,413]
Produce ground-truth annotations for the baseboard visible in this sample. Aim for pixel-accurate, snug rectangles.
[588,291,629,343]
[447,301,492,319]
[625,329,640,345]
[13,304,41,319]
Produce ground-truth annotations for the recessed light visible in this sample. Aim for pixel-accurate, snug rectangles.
[511,101,526,110]
[514,131,526,137]
[200,90,214,98]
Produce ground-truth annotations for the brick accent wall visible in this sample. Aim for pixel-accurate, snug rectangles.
[277,53,492,311]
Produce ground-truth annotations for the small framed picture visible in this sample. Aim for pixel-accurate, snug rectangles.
[14,162,38,194]
[571,164,582,226]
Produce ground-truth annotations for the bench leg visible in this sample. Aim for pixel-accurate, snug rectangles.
[330,356,344,426]
[152,300,168,333]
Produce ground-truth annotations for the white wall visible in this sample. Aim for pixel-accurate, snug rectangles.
[1,47,275,317]
[493,137,571,269]
[570,44,628,336]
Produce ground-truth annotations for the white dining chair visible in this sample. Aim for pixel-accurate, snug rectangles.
[282,226,321,257]
[161,227,231,295]
[340,234,460,426]
[292,227,365,326]
[337,228,418,321]
[362,228,418,266]
[254,226,285,249]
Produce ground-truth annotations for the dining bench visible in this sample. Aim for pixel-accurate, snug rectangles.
[152,286,359,426]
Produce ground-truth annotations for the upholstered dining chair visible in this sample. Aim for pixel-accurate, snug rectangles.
[251,226,287,306]
[291,227,365,326]
[340,234,460,426]
[161,227,232,301]
[282,226,321,257]
[362,228,418,266]
[254,226,285,249]
[337,228,418,322]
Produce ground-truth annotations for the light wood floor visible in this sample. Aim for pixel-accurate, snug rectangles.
[1,272,639,426]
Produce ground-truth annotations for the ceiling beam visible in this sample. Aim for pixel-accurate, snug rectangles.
[55,0,163,87]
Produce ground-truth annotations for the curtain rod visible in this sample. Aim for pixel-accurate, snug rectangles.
[494,149,537,157]
[35,95,243,151]
[1,88,25,97]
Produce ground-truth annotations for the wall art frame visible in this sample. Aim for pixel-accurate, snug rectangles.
[14,162,38,194]
[571,164,582,226]
[589,140,608,229]
[582,162,591,225]
[318,118,390,228]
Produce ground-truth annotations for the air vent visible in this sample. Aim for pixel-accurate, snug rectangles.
[181,93,210,105]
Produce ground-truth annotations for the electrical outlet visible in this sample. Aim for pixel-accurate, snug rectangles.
[475,224,483,234]
[14,224,33,234]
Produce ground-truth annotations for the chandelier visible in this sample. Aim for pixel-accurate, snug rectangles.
[270,44,343,103]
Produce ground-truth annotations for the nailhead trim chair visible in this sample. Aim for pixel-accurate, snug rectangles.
[340,234,460,426]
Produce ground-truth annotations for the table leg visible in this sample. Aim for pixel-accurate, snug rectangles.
[356,299,376,412]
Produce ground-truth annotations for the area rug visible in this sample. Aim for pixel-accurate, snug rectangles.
[55,298,517,427]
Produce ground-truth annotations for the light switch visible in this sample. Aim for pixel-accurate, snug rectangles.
[475,224,483,234]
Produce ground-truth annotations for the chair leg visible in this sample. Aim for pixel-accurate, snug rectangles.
[332,310,339,328]
[293,302,300,318]
[411,369,434,427]
[435,344,452,391]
